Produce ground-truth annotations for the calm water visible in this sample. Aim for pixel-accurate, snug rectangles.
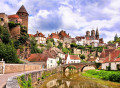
[36,72,120,88]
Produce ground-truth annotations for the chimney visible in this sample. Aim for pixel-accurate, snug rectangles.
[68,33,69,36]
[57,31,58,34]
[109,52,111,61]
[37,31,39,36]
[48,34,49,37]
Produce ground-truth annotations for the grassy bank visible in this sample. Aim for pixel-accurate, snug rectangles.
[83,70,120,83]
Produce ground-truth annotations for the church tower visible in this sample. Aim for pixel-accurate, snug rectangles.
[16,5,29,32]
[96,27,99,40]
[91,29,95,40]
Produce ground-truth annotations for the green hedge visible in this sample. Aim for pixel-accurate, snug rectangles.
[85,70,120,83]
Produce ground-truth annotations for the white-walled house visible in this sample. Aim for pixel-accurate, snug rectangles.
[102,50,120,70]
[65,54,81,64]
[47,57,59,69]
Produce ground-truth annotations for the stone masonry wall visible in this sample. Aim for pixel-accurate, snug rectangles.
[6,66,62,88]
[5,64,42,74]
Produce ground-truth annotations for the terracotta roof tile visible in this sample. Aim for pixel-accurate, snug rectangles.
[8,14,19,19]
[59,30,70,39]
[65,54,80,60]
[87,57,97,62]
[48,33,59,39]
[34,32,45,37]
[103,50,120,63]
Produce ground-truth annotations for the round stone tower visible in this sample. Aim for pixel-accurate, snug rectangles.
[16,5,29,33]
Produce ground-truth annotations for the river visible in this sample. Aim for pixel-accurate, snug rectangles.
[35,72,120,88]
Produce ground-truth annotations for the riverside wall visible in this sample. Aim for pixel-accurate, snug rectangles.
[6,66,62,88]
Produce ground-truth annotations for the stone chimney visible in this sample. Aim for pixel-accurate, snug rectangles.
[48,34,49,37]
[68,33,69,36]
[37,31,39,36]
[109,52,111,61]
[57,31,58,34]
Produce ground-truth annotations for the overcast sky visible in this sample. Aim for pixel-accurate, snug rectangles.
[0,0,120,43]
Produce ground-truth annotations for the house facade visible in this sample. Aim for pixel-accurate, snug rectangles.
[34,31,46,44]
[102,50,120,70]
[65,54,81,64]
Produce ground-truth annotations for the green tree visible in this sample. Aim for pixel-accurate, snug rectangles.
[57,42,63,49]
[0,42,22,63]
[80,54,85,60]
[46,40,53,49]
[0,26,10,44]
[30,37,43,54]
[70,43,77,48]
[62,48,70,54]
[114,34,118,42]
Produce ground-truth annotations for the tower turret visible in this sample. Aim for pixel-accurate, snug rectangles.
[16,5,29,33]
[96,27,99,40]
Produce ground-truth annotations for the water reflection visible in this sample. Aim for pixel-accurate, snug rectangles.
[39,72,120,88]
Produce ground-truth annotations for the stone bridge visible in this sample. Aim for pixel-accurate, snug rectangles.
[62,63,96,72]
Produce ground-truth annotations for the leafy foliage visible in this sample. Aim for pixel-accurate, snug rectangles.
[0,26,10,44]
[62,48,71,54]
[57,41,63,49]
[0,42,22,63]
[8,21,20,29]
[85,70,120,83]
[80,54,85,59]
[30,37,43,54]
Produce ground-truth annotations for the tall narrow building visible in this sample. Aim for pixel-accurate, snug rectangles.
[96,27,99,40]
[16,5,29,32]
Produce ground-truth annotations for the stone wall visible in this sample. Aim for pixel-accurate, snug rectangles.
[6,66,62,88]
[5,64,42,74]
[10,25,20,39]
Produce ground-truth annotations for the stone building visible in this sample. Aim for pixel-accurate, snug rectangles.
[8,15,22,24]
[16,5,29,32]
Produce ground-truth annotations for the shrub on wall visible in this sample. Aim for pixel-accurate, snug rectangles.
[8,21,20,29]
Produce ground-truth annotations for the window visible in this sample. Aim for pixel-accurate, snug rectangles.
[0,18,4,21]
[51,60,52,63]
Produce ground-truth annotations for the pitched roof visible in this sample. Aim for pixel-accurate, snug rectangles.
[103,50,120,63]
[17,5,28,14]
[100,49,115,58]
[27,51,53,62]
[76,36,85,41]
[65,54,80,60]
[59,30,70,38]
[48,33,59,39]
[114,58,120,62]
[34,32,45,37]
[8,14,19,19]
[29,34,34,37]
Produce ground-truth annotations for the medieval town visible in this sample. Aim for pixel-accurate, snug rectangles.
[0,2,120,88]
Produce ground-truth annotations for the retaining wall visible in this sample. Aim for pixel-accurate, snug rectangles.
[6,66,62,88]
[5,64,42,74]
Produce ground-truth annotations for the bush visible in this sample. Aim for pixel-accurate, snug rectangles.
[85,70,120,83]
[0,26,10,44]
[0,42,22,63]
[8,21,20,29]
[80,54,85,59]
[62,48,71,54]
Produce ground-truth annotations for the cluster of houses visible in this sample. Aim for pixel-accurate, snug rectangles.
[29,28,104,48]
[1,5,120,71]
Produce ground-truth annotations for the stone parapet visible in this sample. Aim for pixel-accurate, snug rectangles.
[6,66,62,88]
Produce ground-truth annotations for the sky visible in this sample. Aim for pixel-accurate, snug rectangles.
[0,0,120,43]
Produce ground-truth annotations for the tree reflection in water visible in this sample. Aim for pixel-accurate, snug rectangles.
[39,72,120,88]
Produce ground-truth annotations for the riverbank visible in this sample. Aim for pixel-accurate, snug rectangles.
[82,70,120,83]
[36,72,120,88]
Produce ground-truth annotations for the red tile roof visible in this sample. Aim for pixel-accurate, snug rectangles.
[103,50,120,63]
[48,33,59,39]
[65,54,80,60]
[27,51,53,62]
[8,14,19,19]
[100,49,115,58]
[76,36,85,41]
[87,57,97,62]
[114,58,120,62]
[59,30,70,39]
[29,34,34,37]
[34,32,45,37]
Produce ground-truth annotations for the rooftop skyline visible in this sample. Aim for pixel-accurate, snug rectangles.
[0,0,120,43]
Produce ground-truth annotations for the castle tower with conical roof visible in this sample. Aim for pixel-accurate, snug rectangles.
[16,5,29,32]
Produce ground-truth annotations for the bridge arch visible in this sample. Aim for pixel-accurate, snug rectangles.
[63,65,77,72]
[80,65,96,72]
